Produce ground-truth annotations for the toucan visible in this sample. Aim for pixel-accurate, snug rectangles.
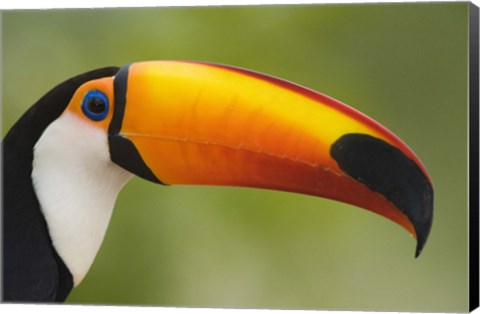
[3,61,433,303]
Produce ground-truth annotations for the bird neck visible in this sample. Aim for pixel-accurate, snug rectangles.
[2,66,120,301]
[3,120,73,302]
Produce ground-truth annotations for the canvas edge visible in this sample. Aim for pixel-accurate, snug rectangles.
[469,1,480,312]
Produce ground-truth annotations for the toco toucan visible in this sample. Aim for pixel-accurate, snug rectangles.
[3,61,433,302]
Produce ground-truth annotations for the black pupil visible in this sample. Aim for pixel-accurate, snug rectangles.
[87,97,106,114]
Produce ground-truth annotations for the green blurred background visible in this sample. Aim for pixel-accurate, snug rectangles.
[2,3,470,312]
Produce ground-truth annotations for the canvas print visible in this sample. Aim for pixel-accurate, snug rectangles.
[2,2,479,312]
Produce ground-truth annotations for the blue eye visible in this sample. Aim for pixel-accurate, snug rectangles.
[81,90,109,121]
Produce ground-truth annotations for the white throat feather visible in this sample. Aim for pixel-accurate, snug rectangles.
[32,111,132,286]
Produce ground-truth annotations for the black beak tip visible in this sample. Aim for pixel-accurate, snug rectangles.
[414,224,432,258]
[413,188,434,258]
[415,245,423,259]
[414,223,431,258]
[330,133,434,258]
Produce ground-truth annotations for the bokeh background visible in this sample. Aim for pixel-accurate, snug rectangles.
[2,3,470,312]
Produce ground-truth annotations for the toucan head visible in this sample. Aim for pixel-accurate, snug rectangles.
[31,60,433,286]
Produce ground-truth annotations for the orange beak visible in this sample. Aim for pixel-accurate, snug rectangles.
[108,61,433,257]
